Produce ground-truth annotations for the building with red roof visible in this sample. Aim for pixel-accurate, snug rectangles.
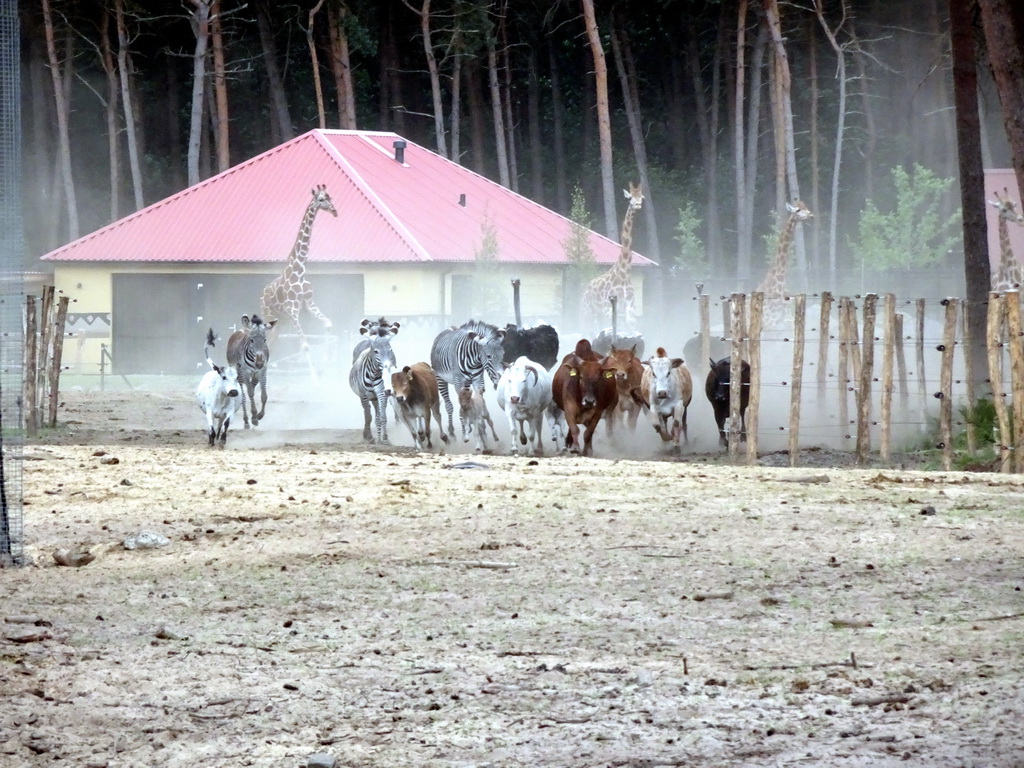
[42,129,653,374]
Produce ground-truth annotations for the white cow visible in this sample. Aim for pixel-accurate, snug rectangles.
[196,328,241,448]
[640,347,693,451]
[496,356,554,456]
[457,385,499,453]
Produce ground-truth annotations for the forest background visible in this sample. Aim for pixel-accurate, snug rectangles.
[19,0,1024,308]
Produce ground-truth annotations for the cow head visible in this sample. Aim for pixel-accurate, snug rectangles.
[566,355,614,409]
[646,349,685,401]
[214,363,240,399]
[391,365,416,403]
[506,357,540,405]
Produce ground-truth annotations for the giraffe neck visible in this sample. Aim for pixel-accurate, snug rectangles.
[999,217,1014,273]
[615,205,638,275]
[285,200,321,281]
[761,213,799,296]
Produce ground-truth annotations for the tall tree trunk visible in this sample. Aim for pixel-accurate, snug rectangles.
[403,0,448,157]
[853,24,877,202]
[210,0,230,170]
[807,18,819,265]
[466,58,487,174]
[307,0,327,129]
[115,0,144,208]
[527,46,544,203]
[548,38,568,213]
[686,19,724,269]
[99,7,121,221]
[40,0,78,239]
[449,23,463,164]
[815,0,849,277]
[487,32,509,187]
[187,0,210,186]
[166,59,185,190]
[256,0,294,142]
[500,12,518,192]
[763,0,807,285]
[581,0,616,239]
[610,15,659,262]
[328,2,357,129]
[739,20,767,279]
[950,0,992,389]
[734,0,749,277]
[978,0,1024,199]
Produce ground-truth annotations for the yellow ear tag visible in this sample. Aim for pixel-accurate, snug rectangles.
[569,369,578,376]
[603,371,614,378]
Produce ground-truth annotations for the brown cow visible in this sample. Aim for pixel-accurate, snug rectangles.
[605,345,647,432]
[457,385,500,453]
[552,353,619,456]
[390,363,449,451]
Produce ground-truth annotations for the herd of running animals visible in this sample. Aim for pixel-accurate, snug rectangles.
[194,182,1024,455]
[195,314,749,456]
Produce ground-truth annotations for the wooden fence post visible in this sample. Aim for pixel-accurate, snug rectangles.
[837,296,851,444]
[987,293,1012,472]
[1005,292,1024,473]
[895,313,909,409]
[916,298,928,433]
[699,293,711,370]
[47,296,70,427]
[746,292,764,466]
[789,294,806,467]
[961,300,977,455]
[729,293,746,460]
[880,294,896,465]
[23,295,38,436]
[816,291,833,412]
[856,293,878,465]
[938,299,959,471]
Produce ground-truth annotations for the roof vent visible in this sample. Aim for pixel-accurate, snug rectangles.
[459,193,467,207]
[393,139,407,164]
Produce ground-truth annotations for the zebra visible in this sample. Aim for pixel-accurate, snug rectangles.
[429,319,506,437]
[349,329,399,443]
[226,314,277,429]
[352,316,401,363]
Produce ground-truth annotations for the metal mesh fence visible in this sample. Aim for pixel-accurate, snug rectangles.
[1,0,25,566]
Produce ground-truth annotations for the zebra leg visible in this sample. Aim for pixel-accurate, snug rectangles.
[438,380,455,437]
[361,396,373,442]
[376,392,389,444]
[238,385,251,429]
[247,380,260,427]
[256,370,268,423]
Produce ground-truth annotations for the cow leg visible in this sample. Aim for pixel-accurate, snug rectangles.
[438,380,455,437]
[430,399,449,445]
[581,412,601,457]
[530,413,544,457]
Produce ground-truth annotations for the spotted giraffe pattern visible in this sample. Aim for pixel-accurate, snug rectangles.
[580,182,644,329]
[260,185,338,349]
[989,189,1024,292]
[757,200,813,331]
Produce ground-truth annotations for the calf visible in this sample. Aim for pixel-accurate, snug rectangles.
[390,363,449,451]
[458,386,499,453]
[641,348,693,451]
[552,353,619,456]
[497,356,553,456]
[195,328,241,448]
[706,357,751,447]
[605,345,647,432]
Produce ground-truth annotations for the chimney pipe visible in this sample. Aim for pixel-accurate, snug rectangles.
[459,193,467,207]
[393,139,407,164]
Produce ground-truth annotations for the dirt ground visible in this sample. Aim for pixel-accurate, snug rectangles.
[4,382,1024,767]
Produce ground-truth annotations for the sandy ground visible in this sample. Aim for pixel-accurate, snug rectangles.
[3,381,1024,767]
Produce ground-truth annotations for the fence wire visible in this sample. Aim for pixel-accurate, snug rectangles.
[1,0,25,566]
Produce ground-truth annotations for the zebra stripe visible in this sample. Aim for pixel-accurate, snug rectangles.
[429,320,505,437]
[349,333,398,444]
[226,314,276,429]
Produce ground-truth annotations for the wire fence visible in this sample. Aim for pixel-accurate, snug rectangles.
[1,0,25,566]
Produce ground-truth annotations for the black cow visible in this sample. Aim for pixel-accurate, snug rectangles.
[705,357,751,447]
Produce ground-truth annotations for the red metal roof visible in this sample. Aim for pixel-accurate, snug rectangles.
[41,130,654,268]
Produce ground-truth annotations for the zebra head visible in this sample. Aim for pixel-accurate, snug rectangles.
[366,334,398,395]
[477,326,506,387]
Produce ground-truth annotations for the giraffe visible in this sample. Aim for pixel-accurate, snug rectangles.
[580,182,644,330]
[989,188,1024,292]
[260,184,338,349]
[757,200,813,331]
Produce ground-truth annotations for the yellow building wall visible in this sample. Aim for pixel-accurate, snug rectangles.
[52,266,113,374]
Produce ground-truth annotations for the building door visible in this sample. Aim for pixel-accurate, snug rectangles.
[112,274,195,374]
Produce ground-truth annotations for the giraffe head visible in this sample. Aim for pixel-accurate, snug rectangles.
[989,189,1024,225]
[311,184,338,217]
[622,182,644,212]
[785,200,813,222]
